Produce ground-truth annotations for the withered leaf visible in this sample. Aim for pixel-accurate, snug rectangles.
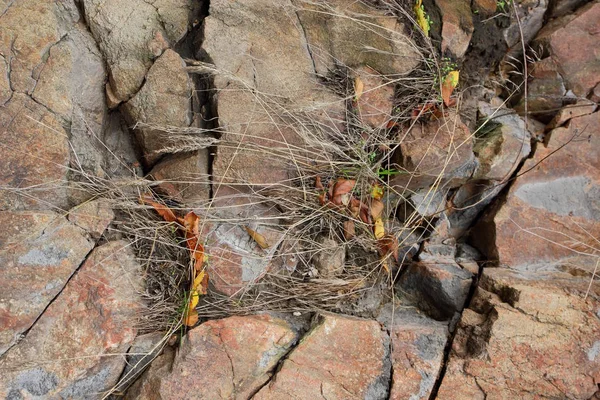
[374,217,385,239]
[441,70,459,107]
[343,220,356,240]
[354,76,364,101]
[245,226,270,249]
[370,199,384,220]
[141,195,179,223]
[184,309,199,327]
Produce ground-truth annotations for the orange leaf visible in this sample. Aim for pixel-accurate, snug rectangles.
[370,199,384,219]
[441,70,459,107]
[245,226,270,249]
[343,220,355,240]
[332,179,356,198]
[141,195,179,223]
[315,176,324,190]
[184,309,199,327]
[378,234,399,263]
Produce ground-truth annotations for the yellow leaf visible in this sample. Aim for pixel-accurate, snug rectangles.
[188,290,199,310]
[374,217,385,239]
[192,270,208,295]
[414,0,430,37]
[245,226,270,249]
[371,184,384,200]
[354,76,364,101]
[370,199,384,220]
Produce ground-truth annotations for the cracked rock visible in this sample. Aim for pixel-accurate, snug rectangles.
[0,240,142,399]
[437,267,600,399]
[254,314,390,399]
[473,112,600,271]
[123,49,193,166]
[0,210,94,355]
[82,0,191,101]
[143,315,298,399]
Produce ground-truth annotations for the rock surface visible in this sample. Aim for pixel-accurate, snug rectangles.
[155,315,297,399]
[149,150,210,204]
[123,49,193,165]
[437,268,600,399]
[392,111,475,191]
[205,186,285,296]
[83,0,191,101]
[0,211,94,355]
[0,241,142,399]
[435,0,474,58]
[254,314,390,399]
[474,112,600,271]
[534,2,600,97]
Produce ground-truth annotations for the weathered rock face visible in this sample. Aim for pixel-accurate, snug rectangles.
[0,241,142,399]
[205,186,285,296]
[123,49,193,166]
[0,211,94,355]
[437,268,600,400]
[474,112,600,271]
[0,94,71,210]
[294,0,421,76]
[392,111,475,191]
[379,308,449,400]
[503,0,548,51]
[398,244,474,320]
[149,150,210,204]
[67,199,115,239]
[205,0,345,187]
[125,346,176,400]
[157,315,297,399]
[254,314,390,399]
[435,0,474,59]
[355,66,395,129]
[474,100,532,181]
[534,2,600,97]
[82,0,191,102]
[312,236,346,278]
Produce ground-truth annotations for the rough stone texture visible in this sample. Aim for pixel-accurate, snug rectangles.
[504,0,548,50]
[435,0,474,58]
[437,268,600,400]
[117,332,168,395]
[398,249,474,320]
[102,111,144,179]
[516,57,567,122]
[0,241,142,399]
[548,0,589,17]
[534,2,600,97]
[83,0,191,101]
[391,110,476,191]
[474,100,532,180]
[0,211,94,355]
[0,0,79,95]
[125,347,175,400]
[474,112,600,271]
[356,66,395,129]
[206,186,285,296]
[472,0,497,16]
[0,55,11,105]
[411,187,447,218]
[312,236,346,278]
[548,99,597,130]
[380,308,449,400]
[295,0,421,76]
[67,199,114,238]
[149,151,210,204]
[123,49,193,166]
[205,0,345,187]
[0,94,70,211]
[157,315,298,399]
[32,23,107,177]
[254,314,390,399]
